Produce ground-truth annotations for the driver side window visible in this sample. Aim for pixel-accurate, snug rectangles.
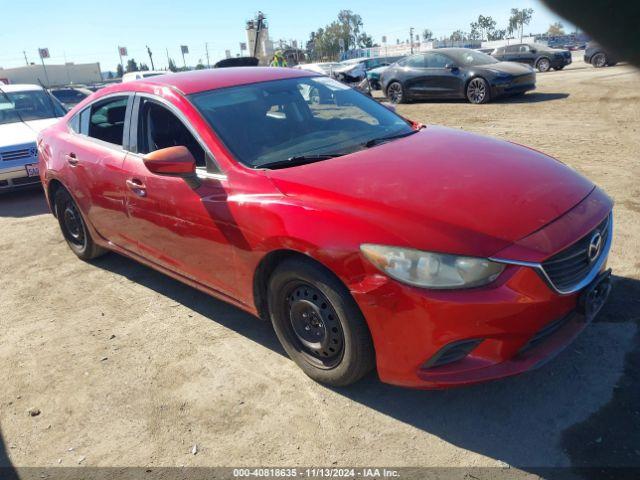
[136,98,207,168]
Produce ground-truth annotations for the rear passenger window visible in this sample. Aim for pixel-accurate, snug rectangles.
[87,96,129,146]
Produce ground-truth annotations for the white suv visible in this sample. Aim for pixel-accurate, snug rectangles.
[0,84,66,190]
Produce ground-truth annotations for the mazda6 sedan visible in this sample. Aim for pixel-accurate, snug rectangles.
[37,68,613,388]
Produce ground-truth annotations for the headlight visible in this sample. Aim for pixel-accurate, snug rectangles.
[360,244,505,289]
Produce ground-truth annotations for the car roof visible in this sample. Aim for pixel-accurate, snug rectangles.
[104,67,318,96]
[0,84,44,93]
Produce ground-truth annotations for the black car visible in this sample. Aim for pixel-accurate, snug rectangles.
[380,48,536,104]
[492,43,572,72]
[49,87,92,108]
[584,42,618,68]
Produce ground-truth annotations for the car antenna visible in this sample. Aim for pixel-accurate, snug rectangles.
[0,85,26,124]
[37,77,66,116]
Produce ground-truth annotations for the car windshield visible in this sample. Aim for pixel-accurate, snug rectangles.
[51,89,88,105]
[447,50,499,66]
[0,89,66,125]
[189,76,413,168]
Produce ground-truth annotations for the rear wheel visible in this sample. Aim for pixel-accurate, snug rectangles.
[386,81,405,104]
[54,188,106,260]
[268,257,375,387]
[536,57,551,72]
[466,77,490,104]
[591,53,607,68]
[553,65,565,71]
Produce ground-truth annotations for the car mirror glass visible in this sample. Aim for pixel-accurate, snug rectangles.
[143,146,196,176]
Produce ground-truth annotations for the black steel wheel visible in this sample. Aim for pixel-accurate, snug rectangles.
[54,188,106,260]
[466,77,490,104]
[268,257,375,386]
[536,57,551,72]
[386,81,405,104]
[592,53,607,68]
[284,283,344,369]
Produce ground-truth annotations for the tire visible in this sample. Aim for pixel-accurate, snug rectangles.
[267,257,375,387]
[591,53,607,68]
[536,57,551,72]
[607,61,618,67]
[466,77,490,104]
[553,65,565,71]
[54,188,106,261]
[386,81,405,104]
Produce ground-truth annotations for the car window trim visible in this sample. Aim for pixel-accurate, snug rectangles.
[67,93,133,153]
[129,92,225,178]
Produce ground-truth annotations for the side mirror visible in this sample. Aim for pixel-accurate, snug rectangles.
[530,48,537,54]
[445,63,459,71]
[381,102,397,113]
[143,146,196,176]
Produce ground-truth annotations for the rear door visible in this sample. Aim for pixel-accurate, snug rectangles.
[503,45,521,62]
[121,94,239,297]
[59,94,134,248]
[398,54,428,97]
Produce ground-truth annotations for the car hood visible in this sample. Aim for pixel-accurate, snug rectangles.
[266,126,594,257]
[0,118,58,148]
[480,61,534,74]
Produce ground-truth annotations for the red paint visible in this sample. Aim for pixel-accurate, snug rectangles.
[38,69,613,388]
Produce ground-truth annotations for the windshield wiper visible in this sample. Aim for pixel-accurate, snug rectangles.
[363,129,418,148]
[256,153,346,170]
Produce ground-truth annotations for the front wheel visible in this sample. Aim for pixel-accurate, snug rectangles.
[54,188,106,260]
[591,53,607,68]
[536,57,551,72]
[466,77,490,104]
[268,258,375,387]
[386,81,405,104]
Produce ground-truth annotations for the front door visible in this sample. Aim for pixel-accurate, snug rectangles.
[121,95,239,297]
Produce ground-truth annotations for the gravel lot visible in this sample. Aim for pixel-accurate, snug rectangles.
[1,58,639,477]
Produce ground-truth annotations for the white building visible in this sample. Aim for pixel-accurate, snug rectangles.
[0,63,102,87]
[246,19,274,65]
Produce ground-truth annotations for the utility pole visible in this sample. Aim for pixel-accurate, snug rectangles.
[23,51,29,66]
[205,43,210,68]
[146,45,155,70]
[253,11,266,59]
[409,27,415,54]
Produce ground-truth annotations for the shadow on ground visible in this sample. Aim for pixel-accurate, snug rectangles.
[41,254,640,476]
[500,92,570,103]
[0,188,48,218]
[0,428,18,479]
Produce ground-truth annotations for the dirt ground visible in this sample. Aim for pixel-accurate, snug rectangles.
[1,57,639,476]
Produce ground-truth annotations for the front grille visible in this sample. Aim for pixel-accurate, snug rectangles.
[0,148,34,161]
[11,176,40,186]
[541,214,611,292]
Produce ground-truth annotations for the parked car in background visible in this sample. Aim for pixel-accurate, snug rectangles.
[366,63,400,90]
[0,84,66,191]
[333,56,404,84]
[381,48,536,104]
[38,67,612,389]
[49,86,93,108]
[584,42,618,68]
[293,62,341,76]
[492,43,572,72]
[122,70,170,82]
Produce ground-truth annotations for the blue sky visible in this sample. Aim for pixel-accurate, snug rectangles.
[0,0,571,72]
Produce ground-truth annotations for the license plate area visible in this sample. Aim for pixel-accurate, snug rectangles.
[25,163,39,177]
[578,269,612,321]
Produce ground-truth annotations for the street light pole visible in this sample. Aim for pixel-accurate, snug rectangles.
[410,27,414,54]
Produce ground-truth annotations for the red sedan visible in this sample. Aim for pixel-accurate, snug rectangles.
[37,68,613,388]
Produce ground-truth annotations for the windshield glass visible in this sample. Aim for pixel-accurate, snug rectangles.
[447,50,499,66]
[0,89,66,125]
[189,76,412,168]
[51,89,88,105]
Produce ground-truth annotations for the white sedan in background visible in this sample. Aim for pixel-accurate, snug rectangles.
[0,84,66,191]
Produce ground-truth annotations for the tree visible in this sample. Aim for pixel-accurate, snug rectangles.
[547,21,565,36]
[306,10,375,61]
[488,29,507,41]
[168,58,178,72]
[195,59,206,70]
[139,63,149,71]
[357,32,375,48]
[337,10,363,50]
[125,58,139,73]
[450,30,467,42]
[422,29,433,41]
[116,64,124,78]
[107,71,114,79]
[508,8,534,42]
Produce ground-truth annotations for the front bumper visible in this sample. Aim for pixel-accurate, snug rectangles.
[0,165,41,191]
[350,189,613,389]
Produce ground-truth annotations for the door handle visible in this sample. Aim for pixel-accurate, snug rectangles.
[126,178,147,197]
[66,153,79,166]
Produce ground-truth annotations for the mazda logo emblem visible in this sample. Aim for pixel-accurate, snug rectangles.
[587,231,603,263]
